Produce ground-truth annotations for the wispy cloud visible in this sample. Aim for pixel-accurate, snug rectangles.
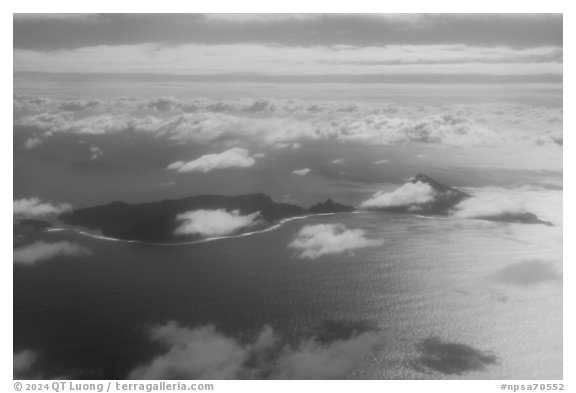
[14,241,91,265]
[289,223,382,259]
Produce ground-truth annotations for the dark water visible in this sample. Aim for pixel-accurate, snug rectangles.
[14,207,562,379]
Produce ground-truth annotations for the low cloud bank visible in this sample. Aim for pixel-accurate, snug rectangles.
[289,223,383,259]
[14,241,91,265]
[14,197,72,218]
[451,187,561,223]
[452,191,527,219]
[361,182,436,210]
[167,148,256,173]
[14,95,563,148]
[174,209,260,237]
[129,322,380,379]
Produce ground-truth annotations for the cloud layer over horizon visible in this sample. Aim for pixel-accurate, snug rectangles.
[13,94,563,150]
[13,14,561,87]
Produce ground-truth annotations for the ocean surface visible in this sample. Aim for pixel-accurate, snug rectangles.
[13,206,563,379]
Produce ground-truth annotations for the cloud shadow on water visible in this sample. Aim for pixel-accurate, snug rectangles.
[311,319,380,344]
[414,337,498,375]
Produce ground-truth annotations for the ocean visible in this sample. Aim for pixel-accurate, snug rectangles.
[13,203,562,379]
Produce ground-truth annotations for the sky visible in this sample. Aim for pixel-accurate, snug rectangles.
[13,13,563,209]
[13,13,562,90]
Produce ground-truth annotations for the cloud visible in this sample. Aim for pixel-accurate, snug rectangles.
[15,112,130,135]
[14,198,72,218]
[129,321,380,379]
[491,260,562,287]
[14,241,91,265]
[292,168,311,176]
[23,137,43,149]
[331,158,344,164]
[14,43,561,77]
[289,223,382,259]
[129,323,259,379]
[361,182,436,210]
[167,148,256,173]
[373,159,389,164]
[14,13,99,22]
[174,209,260,238]
[450,187,560,221]
[89,145,104,160]
[452,193,526,219]
[271,330,379,379]
[14,350,39,379]
[327,114,506,146]
[13,95,562,149]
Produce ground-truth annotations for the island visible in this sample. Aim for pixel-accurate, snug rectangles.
[309,198,355,214]
[57,174,552,244]
[58,193,355,243]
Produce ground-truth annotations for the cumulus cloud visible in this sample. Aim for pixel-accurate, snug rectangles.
[331,158,344,164]
[23,137,43,149]
[292,168,311,176]
[271,330,379,379]
[289,223,382,259]
[167,148,256,173]
[14,198,72,218]
[174,209,260,237]
[129,321,380,379]
[14,350,40,379]
[361,182,436,210]
[89,145,104,160]
[14,241,91,266]
[129,323,259,379]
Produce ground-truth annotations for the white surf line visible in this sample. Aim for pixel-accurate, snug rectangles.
[45,211,366,247]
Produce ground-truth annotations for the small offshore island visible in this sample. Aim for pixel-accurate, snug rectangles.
[54,174,552,244]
